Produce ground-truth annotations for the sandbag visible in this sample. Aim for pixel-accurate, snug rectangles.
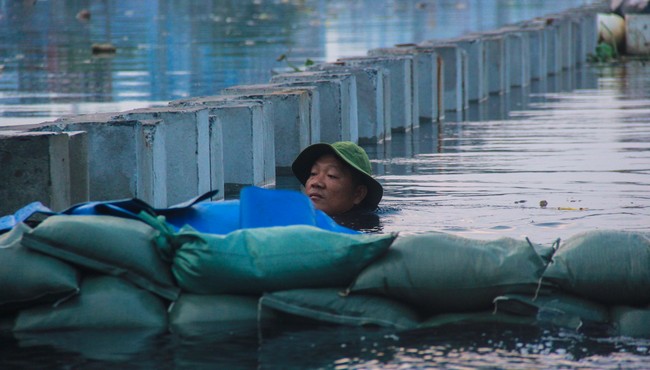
[493,292,609,330]
[21,214,179,301]
[349,232,547,314]
[169,293,260,326]
[172,225,396,295]
[13,275,168,331]
[0,223,80,313]
[610,305,650,338]
[542,230,650,305]
[260,288,421,330]
[169,293,262,337]
[418,311,536,329]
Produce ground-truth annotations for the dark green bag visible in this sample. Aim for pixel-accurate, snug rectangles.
[13,275,168,331]
[260,288,421,330]
[493,292,609,330]
[169,293,263,337]
[418,311,536,329]
[0,223,80,313]
[350,232,547,314]
[543,230,650,305]
[172,225,396,295]
[22,215,179,301]
[610,305,650,338]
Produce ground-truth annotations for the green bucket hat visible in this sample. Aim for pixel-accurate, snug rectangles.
[291,141,383,210]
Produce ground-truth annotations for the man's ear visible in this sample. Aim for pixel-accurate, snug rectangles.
[353,184,368,205]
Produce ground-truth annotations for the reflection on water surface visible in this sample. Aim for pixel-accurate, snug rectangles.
[370,62,650,245]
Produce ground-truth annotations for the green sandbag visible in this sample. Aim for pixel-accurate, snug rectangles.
[493,292,609,330]
[169,293,264,337]
[22,215,179,301]
[0,223,80,313]
[350,232,547,314]
[260,288,421,330]
[172,225,396,295]
[542,230,650,305]
[13,275,168,331]
[418,311,536,329]
[610,305,650,338]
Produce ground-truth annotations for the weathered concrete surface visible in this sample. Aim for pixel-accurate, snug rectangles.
[338,55,417,132]
[221,84,321,172]
[271,71,359,144]
[0,130,87,214]
[368,45,442,121]
[419,43,468,112]
[114,106,210,206]
[171,96,273,192]
[445,36,488,102]
[33,114,169,207]
[309,63,390,144]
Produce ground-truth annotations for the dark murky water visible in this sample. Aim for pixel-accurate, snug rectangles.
[3,0,650,369]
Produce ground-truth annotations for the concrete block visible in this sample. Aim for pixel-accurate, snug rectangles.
[0,130,86,214]
[41,115,169,207]
[115,106,210,206]
[66,131,89,205]
[368,44,442,122]
[625,14,650,55]
[501,28,531,87]
[582,10,599,60]
[545,23,562,75]
[270,71,359,143]
[338,55,416,132]
[546,15,574,70]
[570,17,585,66]
[221,84,320,172]
[171,96,273,191]
[447,36,488,102]
[309,63,390,144]
[213,104,264,193]
[522,26,548,80]
[481,35,508,94]
[420,43,468,112]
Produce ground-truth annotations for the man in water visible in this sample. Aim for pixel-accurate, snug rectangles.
[291,141,383,228]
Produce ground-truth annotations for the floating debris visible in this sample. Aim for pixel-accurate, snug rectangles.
[76,9,91,21]
[91,43,116,54]
[539,200,548,208]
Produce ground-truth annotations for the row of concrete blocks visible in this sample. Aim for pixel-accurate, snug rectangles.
[0,4,606,215]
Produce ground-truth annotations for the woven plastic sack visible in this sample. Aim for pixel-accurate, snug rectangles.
[610,305,650,338]
[0,223,80,313]
[172,225,396,295]
[350,232,547,314]
[493,292,609,330]
[418,311,536,329]
[260,288,421,330]
[542,230,650,305]
[21,215,179,301]
[13,275,168,331]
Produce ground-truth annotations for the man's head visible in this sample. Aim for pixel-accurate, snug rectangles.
[292,141,383,216]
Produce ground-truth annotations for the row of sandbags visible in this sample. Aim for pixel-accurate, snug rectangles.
[1,203,650,338]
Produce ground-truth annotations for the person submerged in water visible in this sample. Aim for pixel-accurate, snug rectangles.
[291,141,383,231]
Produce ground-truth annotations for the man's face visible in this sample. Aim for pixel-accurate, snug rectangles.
[305,154,367,216]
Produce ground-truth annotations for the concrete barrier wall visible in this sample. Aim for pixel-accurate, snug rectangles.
[0,3,607,215]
